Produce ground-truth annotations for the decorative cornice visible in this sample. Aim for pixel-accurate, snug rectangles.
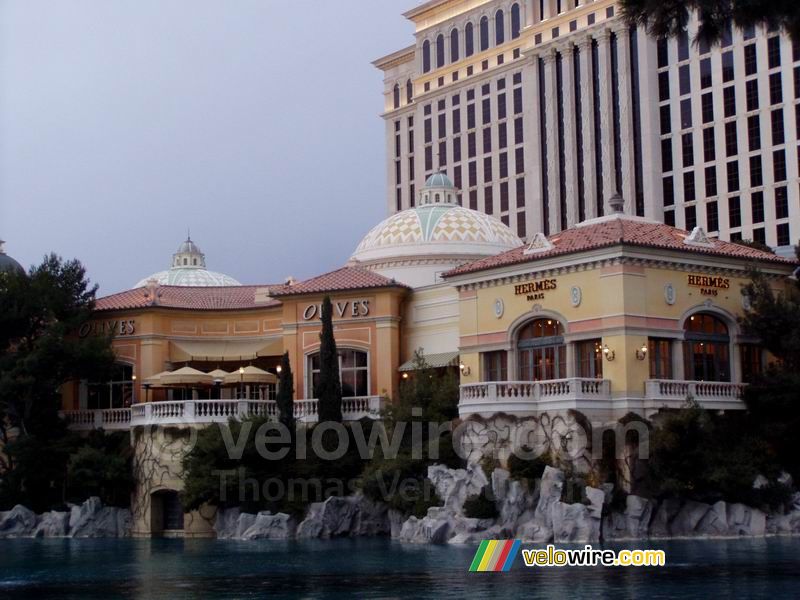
[452,253,789,292]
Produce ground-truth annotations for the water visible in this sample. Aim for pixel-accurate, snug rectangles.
[1,537,799,599]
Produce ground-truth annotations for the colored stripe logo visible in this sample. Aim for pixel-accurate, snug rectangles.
[469,540,521,571]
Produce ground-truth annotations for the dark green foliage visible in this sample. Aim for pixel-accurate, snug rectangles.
[507,447,554,484]
[463,485,499,519]
[316,296,342,423]
[621,0,800,45]
[648,402,777,504]
[66,431,134,508]
[181,417,375,517]
[739,253,800,481]
[276,352,295,433]
[0,254,115,511]
[360,350,461,514]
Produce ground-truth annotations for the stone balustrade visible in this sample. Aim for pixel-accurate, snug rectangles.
[61,396,384,430]
[643,379,746,411]
[459,378,612,418]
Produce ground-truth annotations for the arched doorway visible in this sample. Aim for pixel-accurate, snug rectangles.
[151,490,184,535]
[517,318,566,381]
[683,312,731,382]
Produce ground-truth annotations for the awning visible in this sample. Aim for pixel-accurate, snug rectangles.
[170,338,283,362]
[398,351,460,372]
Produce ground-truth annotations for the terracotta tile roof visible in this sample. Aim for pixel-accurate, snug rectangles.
[95,285,284,312]
[445,216,797,277]
[269,266,409,297]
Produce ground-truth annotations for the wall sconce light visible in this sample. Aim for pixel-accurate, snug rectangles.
[402,372,409,379]
[276,364,282,373]
[635,344,648,361]
[459,362,471,376]
[602,345,615,361]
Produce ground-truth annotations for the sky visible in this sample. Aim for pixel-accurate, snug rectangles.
[0,1,417,294]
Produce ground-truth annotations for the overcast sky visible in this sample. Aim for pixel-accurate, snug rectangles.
[0,1,416,294]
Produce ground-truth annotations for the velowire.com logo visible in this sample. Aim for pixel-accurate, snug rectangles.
[469,540,521,571]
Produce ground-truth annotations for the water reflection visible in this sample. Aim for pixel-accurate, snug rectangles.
[0,537,798,599]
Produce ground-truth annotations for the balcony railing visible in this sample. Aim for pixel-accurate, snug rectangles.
[644,379,746,411]
[459,378,612,417]
[61,396,384,430]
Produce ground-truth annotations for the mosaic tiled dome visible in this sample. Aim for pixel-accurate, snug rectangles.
[352,171,521,267]
[352,204,522,259]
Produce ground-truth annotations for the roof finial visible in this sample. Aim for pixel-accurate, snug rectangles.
[609,192,624,213]
[187,227,191,241]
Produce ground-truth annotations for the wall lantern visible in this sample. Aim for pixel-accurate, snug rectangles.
[635,344,648,361]
[602,345,615,361]
[276,365,282,374]
[459,362,471,376]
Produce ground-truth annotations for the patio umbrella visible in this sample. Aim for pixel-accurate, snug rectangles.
[206,368,230,382]
[224,365,277,385]
[160,366,214,386]
[143,370,173,387]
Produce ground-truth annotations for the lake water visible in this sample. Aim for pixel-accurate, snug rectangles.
[1,537,799,599]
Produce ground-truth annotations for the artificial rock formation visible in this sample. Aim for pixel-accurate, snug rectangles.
[0,498,131,538]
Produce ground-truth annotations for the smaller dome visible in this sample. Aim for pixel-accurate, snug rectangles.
[133,235,239,288]
[425,172,455,189]
[177,238,201,254]
[0,240,24,275]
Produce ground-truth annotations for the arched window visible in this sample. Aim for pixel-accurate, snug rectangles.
[393,84,400,109]
[683,313,730,382]
[480,16,490,51]
[422,39,431,73]
[450,28,460,62]
[406,79,413,103]
[183,258,188,265]
[436,34,445,68]
[307,349,369,398]
[495,10,505,45]
[517,318,566,381]
[465,22,474,56]
[192,258,197,265]
[511,3,521,39]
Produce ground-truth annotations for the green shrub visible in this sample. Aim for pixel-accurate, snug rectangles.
[463,485,499,519]
[507,447,554,483]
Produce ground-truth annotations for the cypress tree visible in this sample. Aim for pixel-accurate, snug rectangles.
[316,296,342,423]
[275,351,295,434]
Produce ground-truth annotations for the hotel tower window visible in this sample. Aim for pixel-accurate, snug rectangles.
[683,313,730,382]
[517,319,566,381]
[307,349,368,398]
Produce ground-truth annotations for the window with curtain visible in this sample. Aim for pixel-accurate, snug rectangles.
[683,313,730,382]
[517,319,566,381]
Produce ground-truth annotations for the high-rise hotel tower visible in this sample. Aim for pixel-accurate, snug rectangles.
[374,0,799,256]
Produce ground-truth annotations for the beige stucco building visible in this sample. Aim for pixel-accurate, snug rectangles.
[62,175,796,537]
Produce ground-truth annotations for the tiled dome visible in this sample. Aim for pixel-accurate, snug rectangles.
[133,236,240,288]
[351,204,522,264]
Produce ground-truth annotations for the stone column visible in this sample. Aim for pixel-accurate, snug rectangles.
[524,50,545,236]
[596,28,615,215]
[577,35,597,220]
[542,49,559,233]
[559,42,578,227]
[614,24,636,213]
